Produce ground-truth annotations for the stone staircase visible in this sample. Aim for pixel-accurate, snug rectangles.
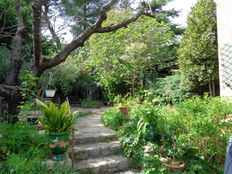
[70,107,139,174]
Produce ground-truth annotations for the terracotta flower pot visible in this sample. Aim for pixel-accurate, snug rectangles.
[49,132,69,161]
[162,161,185,171]
[119,106,129,115]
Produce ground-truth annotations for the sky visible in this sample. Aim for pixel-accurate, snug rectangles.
[163,0,198,27]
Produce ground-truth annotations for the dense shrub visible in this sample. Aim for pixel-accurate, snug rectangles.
[165,96,232,173]
[144,73,190,104]
[0,122,49,159]
[102,96,232,173]
[0,122,75,173]
[101,108,129,131]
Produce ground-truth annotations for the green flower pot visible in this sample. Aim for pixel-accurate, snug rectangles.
[49,132,69,161]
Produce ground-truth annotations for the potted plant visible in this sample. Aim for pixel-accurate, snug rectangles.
[44,72,56,98]
[116,96,129,115]
[36,99,77,161]
[161,143,185,171]
[45,89,56,98]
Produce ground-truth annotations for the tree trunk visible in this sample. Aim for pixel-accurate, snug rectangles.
[212,80,215,97]
[0,0,25,118]
[209,81,212,97]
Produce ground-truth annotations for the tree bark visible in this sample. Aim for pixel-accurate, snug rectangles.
[0,0,25,117]
[209,81,212,97]
[212,80,215,97]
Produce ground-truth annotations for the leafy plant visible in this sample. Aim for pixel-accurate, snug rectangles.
[19,70,38,102]
[0,122,49,160]
[144,73,190,104]
[137,106,167,143]
[101,108,129,131]
[178,0,218,95]
[36,99,77,133]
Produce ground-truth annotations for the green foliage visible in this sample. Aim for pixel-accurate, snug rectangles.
[18,70,38,118]
[40,55,94,96]
[1,151,75,174]
[0,122,76,174]
[137,105,167,142]
[79,10,178,98]
[61,0,104,35]
[119,113,145,165]
[121,131,145,166]
[0,122,49,161]
[19,70,38,102]
[144,73,190,104]
[36,99,77,133]
[101,108,129,131]
[0,122,49,174]
[153,96,232,173]
[106,96,232,173]
[178,0,217,91]
[2,153,49,174]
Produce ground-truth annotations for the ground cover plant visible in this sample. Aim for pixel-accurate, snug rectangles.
[0,122,75,174]
[102,96,232,173]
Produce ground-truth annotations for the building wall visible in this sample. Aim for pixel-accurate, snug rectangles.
[215,0,232,96]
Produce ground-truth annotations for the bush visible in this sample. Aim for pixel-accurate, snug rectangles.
[144,73,190,104]
[101,108,129,131]
[0,122,48,173]
[0,122,76,174]
[114,96,232,173]
[155,96,232,173]
[0,122,49,159]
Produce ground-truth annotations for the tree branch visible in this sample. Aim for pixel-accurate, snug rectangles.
[35,0,152,76]
[37,0,117,73]
[96,11,143,33]
[32,0,43,68]
[42,3,61,50]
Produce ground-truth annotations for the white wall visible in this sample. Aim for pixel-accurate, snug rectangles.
[216,0,232,96]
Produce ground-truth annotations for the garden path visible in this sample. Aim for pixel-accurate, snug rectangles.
[71,107,139,174]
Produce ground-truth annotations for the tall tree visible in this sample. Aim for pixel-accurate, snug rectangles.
[60,0,106,35]
[0,0,155,116]
[79,10,177,98]
[178,0,218,96]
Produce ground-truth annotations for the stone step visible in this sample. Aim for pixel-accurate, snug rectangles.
[74,155,132,174]
[114,169,140,174]
[72,141,121,160]
[73,132,117,144]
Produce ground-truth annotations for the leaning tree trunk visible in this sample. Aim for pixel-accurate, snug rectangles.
[0,0,25,120]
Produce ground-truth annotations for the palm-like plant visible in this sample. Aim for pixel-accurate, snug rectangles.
[36,99,77,133]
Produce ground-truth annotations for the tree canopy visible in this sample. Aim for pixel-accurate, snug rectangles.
[178,0,218,96]
[78,9,178,98]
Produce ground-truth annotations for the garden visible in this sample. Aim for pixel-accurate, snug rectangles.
[0,0,231,173]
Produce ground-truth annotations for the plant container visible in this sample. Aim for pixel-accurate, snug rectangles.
[162,161,185,171]
[119,106,129,115]
[49,132,69,161]
[45,89,56,98]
